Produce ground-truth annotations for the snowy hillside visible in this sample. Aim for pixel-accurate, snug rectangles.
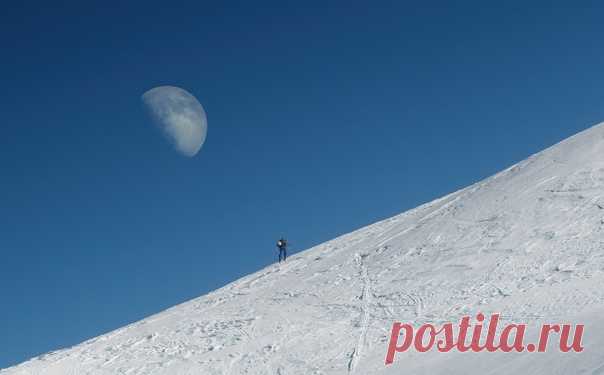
[4,123,604,374]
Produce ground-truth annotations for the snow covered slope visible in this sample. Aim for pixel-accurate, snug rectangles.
[4,123,604,374]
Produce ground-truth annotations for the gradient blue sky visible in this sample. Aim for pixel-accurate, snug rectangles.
[2,0,604,368]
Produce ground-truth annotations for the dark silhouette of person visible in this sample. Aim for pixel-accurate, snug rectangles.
[277,238,287,262]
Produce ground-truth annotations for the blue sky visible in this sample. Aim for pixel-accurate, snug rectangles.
[2,0,604,368]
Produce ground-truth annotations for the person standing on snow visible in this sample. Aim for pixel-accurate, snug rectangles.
[277,237,287,262]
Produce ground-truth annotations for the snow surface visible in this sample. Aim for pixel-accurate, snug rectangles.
[4,123,604,374]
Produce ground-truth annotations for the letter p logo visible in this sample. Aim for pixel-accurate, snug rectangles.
[385,322,414,365]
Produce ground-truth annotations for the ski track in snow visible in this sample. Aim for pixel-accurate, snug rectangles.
[348,253,372,373]
[5,123,604,374]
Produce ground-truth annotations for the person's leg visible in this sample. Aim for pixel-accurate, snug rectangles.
[284,248,287,261]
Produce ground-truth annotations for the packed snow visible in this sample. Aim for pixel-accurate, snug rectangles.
[4,123,604,374]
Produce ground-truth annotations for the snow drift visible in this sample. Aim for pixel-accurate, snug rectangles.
[4,123,604,374]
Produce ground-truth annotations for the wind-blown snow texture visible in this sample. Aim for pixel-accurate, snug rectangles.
[4,123,604,374]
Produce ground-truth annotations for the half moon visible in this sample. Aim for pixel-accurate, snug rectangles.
[142,86,207,157]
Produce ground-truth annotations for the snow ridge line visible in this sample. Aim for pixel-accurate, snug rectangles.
[348,253,372,373]
[374,193,464,249]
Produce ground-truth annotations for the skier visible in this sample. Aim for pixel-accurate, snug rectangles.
[277,237,287,262]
